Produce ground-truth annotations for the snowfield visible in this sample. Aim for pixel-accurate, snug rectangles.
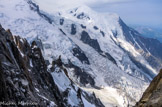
[1,0,161,106]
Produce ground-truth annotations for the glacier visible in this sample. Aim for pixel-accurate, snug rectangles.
[0,0,162,106]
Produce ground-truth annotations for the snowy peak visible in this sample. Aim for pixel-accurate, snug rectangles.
[70,5,94,14]
[0,0,162,106]
[62,5,120,29]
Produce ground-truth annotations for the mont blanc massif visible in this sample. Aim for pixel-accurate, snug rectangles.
[0,0,162,107]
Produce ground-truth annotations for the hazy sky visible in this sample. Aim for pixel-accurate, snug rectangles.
[35,0,162,28]
[89,0,162,28]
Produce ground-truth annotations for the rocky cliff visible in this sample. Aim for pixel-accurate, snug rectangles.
[0,24,65,106]
[1,0,162,106]
[0,24,104,107]
[136,69,162,107]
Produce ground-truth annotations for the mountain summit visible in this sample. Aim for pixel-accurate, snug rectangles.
[0,0,162,106]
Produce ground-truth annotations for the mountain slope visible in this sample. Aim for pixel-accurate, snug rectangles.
[0,24,104,107]
[0,25,62,106]
[0,0,162,106]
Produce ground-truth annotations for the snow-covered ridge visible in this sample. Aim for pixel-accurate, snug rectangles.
[0,0,162,106]
[0,24,104,107]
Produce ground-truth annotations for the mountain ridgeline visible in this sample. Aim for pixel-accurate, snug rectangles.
[0,0,162,106]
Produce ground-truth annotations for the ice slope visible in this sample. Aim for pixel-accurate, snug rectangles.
[0,0,102,107]
[51,65,98,107]
[62,5,157,75]
[82,87,125,107]
[0,23,103,106]
[0,0,161,106]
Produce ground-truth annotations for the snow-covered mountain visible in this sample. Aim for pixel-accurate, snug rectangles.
[0,0,162,106]
[0,25,103,107]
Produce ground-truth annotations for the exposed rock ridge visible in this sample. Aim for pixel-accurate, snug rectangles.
[0,24,104,107]
[136,69,162,107]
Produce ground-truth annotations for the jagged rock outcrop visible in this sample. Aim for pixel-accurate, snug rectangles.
[0,24,104,106]
[1,0,162,106]
[50,57,104,107]
[0,24,65,106]
[136,69,162,107]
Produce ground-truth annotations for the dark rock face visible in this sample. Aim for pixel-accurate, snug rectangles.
[51,57,104,107]
[81,31,102,53]
[0,61,8,101]
[60,18,64,25]
[77,12,90,20]
[136,69,162,107]
[81,31,117,65]
[33,37,44,51]
[82,91,104,107]
[65,61,95,87]
[0,25,65,106]
[81,24,86,29]
[100,30,105,37]
[72,46,90,65]
[118,18,162,72]
[0,25,104,107]
[101,53,117,65]
[59,28,66,35]
[28,1,53,24]
[71,24,77,35]
[93,26,98,30]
